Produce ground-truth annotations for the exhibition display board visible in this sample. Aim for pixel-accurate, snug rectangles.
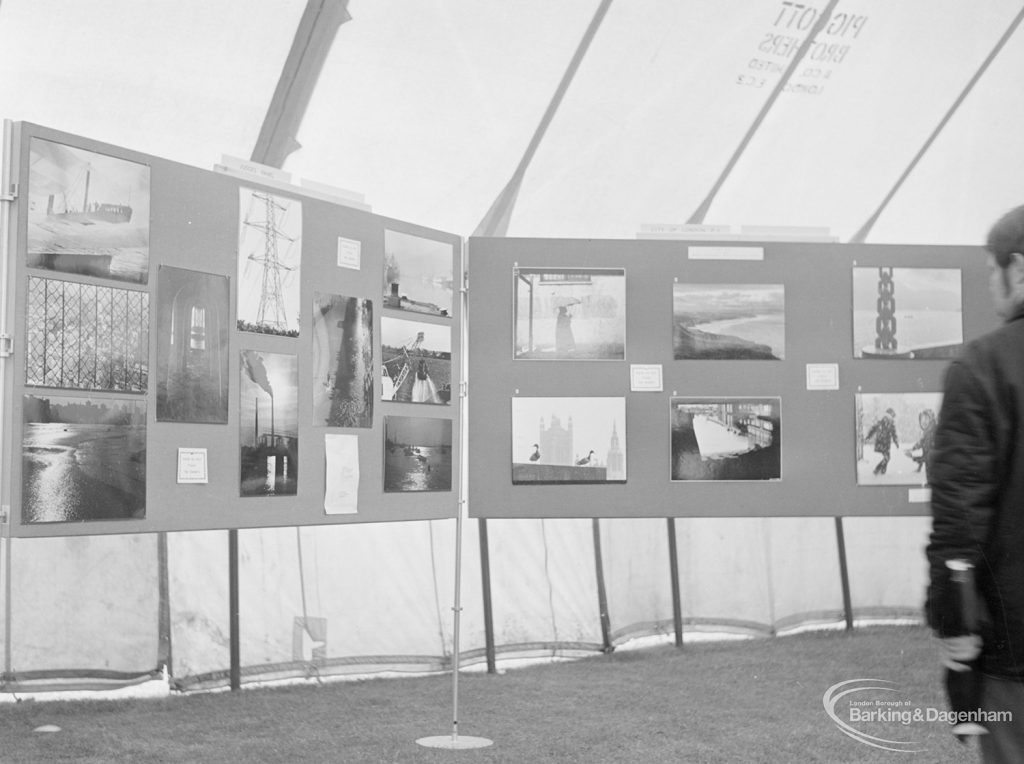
[1,123,462,537]
[466,236,997,518]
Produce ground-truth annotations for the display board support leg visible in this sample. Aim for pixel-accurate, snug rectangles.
[2,516,10,686]
[834,517,854,631]
[157,532,172,677]
[417,504,493,750]
[229,528,241,691]
[592,518,613,653]
[478,518,496,674]
[667,518,684,648]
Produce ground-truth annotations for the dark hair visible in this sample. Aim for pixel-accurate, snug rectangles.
[986,205,1024,268]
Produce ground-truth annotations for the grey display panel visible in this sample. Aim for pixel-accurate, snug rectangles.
[2,123,461,537]
[466,236,996,518]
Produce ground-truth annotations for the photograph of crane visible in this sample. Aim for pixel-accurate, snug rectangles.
[380,317,451,405]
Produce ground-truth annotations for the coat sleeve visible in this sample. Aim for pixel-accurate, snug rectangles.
[926,358,1000,636]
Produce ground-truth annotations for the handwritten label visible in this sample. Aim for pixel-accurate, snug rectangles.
[630,364,664,392]
[337,237,361,270]
[805,363,839,391]
[177,448,209,484]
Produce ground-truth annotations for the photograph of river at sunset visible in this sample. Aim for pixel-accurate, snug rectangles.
[21,394,146,523]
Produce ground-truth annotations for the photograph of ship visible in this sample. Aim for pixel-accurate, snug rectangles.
[852,267,963,359]
[383,230,454,318]
[27,138,150,284]
[855,392,942,486]
[381,317,451,405]
[312,292,373,428]
[25,276,149,393]
[511,397,626,484]
[240,350,298,496]
[384,415,452,492]
[672,283,785,360]
[670,397,781,481]
[21,394,146,524]
[156,266,229,423]
[237,187,302,337]
[513,268,626,360]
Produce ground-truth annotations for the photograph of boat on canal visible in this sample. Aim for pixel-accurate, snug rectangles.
[383,415,452,492]
[21,394,146,523]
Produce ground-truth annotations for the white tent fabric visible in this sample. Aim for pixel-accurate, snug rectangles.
[0,0,1010,688]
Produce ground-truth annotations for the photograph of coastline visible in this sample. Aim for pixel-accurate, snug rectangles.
[21,394,146,523]
[855,392,942,486]
[312,292,374,428]
[240,350,299,496]
[513,267,626,360]
[25,276,149,393]
[27,138,151,284]
[384,415,452,492]
[852,267,962,359]
[237,187,302,337]
[381,317,452,405]
[156,266,230,423]
[670,397,781,481]
[511,397,626,484]
[383,229,454,318]
[672,283,785,360]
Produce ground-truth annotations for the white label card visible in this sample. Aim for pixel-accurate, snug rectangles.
[177,448,209,484]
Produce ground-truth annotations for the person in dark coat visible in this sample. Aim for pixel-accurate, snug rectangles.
[927,204,1024,760]
[865,408,898,475]
[908,408,937,474]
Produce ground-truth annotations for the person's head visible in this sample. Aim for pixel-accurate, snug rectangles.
[985,205,1024,317]
[886,408,895,419]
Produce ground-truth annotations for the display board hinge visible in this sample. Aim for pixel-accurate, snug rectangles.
[1,183,17,201]
[0,505,8,524]
[459,381,468,398]
[0,334,11,358]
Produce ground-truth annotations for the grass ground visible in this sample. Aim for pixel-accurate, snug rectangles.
[0,626,980,763]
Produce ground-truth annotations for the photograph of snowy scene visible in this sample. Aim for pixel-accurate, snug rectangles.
[156,266,230,423]
[852,267,962,359]
[237,187,301,337]
[511,397,626,484]
[27,138,150,284]
[312,292,374,428]
[672,283,785,360]
[239,351,298,497]
[384,416,452,492]
[513,268,626,360]
[855,392,942,486]
[382,230,453,318]
[22,394,146,523]
[381,317,451,405]
[670,397,781,481]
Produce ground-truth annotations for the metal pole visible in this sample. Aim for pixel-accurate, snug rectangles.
[667,518,683,648]
[229,528,241,690]
[0,120,14,686]
[478,518,496,674]
[835,517,854,630]
[592,518,613,653]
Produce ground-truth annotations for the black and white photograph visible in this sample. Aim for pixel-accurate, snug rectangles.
[240,350,298,496]
[237,187,302,337]
[381,317,452,405]
[855,392,942,486]
[21,393,146,523]
[673,283,785,360]
[852,267,963,359]
[670,397,781,481]
[25,276,149,393]
[384,415,452,492]
[513,267,626,360]
[156,266,230,423]
[511,397,626,484]
[382,229,454,317]
[27,138,151,284]
[312,292,374,428]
